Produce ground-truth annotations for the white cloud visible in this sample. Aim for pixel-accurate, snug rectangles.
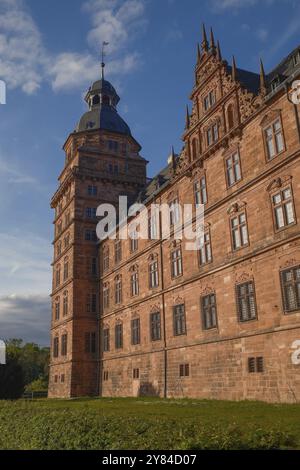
[0,0,146,94]
[0,0,45,94]
[0,231,52,297]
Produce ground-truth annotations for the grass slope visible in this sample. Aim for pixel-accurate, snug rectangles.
[0,397,299,450]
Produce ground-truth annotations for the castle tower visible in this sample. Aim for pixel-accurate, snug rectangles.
[49,67,147,398]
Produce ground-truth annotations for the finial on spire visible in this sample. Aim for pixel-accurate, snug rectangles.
[217,40,222,62]
[197,43,201,64]
[101,41,109,80]
[259,58,267,93]
[171,146,177,170]
[210,27,216,51]
[201,23,208,52]
[185,105,190,129]
[232,56,237,82]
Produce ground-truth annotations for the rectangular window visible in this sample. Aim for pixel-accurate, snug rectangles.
[179,364,190,377]
[207,123,219,146]
[148,212,158,240]
[231,212,249,250]
[115,278,122,304]
[88,185,97,196]
[173,304,186,336]
[108,140,119,152]
[85,230,97,242]
[248,357,264,373]
[226,152,242,187]
[149,261,159,288]
[115,324,123,349]
[130,272,139,296]
[171,248,183,278]
[169,198,181,226]
[133,368,140,379]
[131,318,140,345]
[103,371,109,381]
[53,337,59,358]
[201,293,218,330]
[103,329,110,352]
[86,207,97,219]
[103,248,109,272]
[236,281,257,322]
[204,90,216,111]
[61,374,65,383]
[264,119,284,160]
[150,312,161,341]
[85,332,96,354]
[115,240,122,264]
[130,232,138,252]
[272,187,295,230]
[55,301,60,321]
[194,176,207,206]
[198,231,212,266]
[281,266,300,313]
[103,285,110,310]
[61,334,68,356]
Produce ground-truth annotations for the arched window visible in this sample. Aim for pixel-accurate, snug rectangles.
[63,291,68,316]
[102,95,110,106]
[130,265,139,297]
[55,265,61,288]
[63,257,69,281]
[191,138,198,160]
[227,104,234,130]
[93,94,100,105]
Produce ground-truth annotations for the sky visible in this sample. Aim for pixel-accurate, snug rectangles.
[0,0,299,345]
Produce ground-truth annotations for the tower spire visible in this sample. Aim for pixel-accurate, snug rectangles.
[185,105,190,129]
[210,27,216,51]
[259,58,267,94]
[171,146,177,170]
[197,43,201,64]
[232,56,237,82]
[101,41,109,80]
[217,40,222,62]
[201,23,208,52]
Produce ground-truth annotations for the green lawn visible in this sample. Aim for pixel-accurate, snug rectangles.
[0,397,300,450]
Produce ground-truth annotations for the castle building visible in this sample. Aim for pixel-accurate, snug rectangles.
[49,26,300,402]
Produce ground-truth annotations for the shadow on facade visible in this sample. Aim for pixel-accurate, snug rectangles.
[138,382,160,397]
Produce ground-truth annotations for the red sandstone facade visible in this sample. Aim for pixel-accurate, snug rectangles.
[49,27,300,402]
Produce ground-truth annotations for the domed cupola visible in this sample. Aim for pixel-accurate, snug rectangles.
[76,59,132,136]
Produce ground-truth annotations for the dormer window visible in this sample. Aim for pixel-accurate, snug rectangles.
[293,51,300,66]
[271,77,280,92]
[204,90,216,112]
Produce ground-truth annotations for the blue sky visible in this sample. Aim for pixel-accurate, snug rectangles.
[0,0,299,345]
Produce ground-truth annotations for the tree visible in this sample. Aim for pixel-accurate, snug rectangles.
[0,355,24,399]
[0,340,50,399]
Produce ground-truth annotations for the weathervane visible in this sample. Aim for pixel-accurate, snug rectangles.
[101,41,109,80]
